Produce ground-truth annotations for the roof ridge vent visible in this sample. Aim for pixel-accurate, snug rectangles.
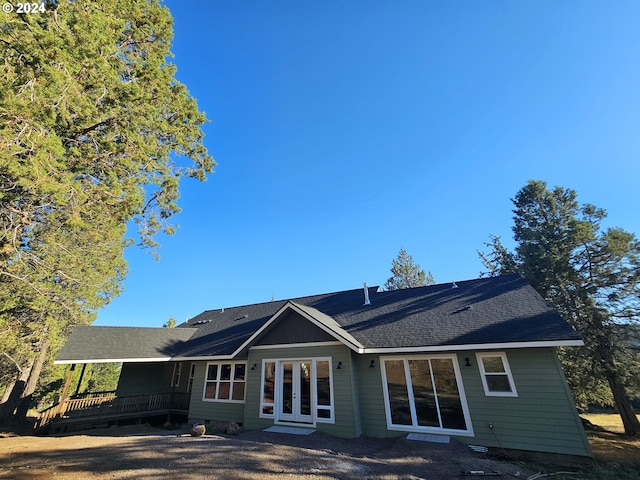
[363,282,371,306]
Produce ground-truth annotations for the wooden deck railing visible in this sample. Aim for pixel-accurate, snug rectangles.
[36,391,190,430]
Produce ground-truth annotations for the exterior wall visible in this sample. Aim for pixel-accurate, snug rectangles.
[187,360,246,426]
[116,361,193,396]
[116,362,174,395]
[243,343,358,438]
[457,348,591,457]
[353,353,390,437]
[352,348,590,457]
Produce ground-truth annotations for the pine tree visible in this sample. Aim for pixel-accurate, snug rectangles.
[0,1,213,424]
[480,180,640,436]
[385,248,435,290]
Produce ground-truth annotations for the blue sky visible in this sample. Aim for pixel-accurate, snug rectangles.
[95,1,640,327]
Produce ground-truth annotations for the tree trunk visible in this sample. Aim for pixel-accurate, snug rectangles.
[0,363,31,426]
[607,373,640,436]
[13,339,50,423]
[1,379,16,404]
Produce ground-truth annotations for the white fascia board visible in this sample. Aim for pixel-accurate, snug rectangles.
[172,354,236,361]
[53,357,173,365]
[361,339,584,355]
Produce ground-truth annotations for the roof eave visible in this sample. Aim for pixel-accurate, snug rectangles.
[361,339,584,354]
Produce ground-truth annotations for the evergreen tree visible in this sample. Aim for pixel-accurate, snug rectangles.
[480,180,640,436]
[0,0,213,424]
[385,248,435,290]
[163,316,176,328]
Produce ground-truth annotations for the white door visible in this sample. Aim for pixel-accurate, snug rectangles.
[278,360,313,424]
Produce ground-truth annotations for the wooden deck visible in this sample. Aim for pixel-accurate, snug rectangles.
[35,391,190,432]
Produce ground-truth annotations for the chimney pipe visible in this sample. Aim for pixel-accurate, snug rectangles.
[363,283,371,306]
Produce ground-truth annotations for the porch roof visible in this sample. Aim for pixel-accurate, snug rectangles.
[55,326,197,364]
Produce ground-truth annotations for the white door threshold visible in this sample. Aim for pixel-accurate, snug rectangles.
[264,425,316,435]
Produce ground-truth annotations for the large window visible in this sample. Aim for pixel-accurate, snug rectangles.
[381,355,472,435]
[476,352,517,397]
[204,362,246,402]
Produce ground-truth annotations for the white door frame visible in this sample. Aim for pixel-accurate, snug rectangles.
[276,359,314,425]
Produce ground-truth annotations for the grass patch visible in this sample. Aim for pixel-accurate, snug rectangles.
[580,413,640,479]
[505,413,639,480]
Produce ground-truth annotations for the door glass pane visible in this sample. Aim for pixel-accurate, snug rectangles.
[408,359,439,427]
[316,361,331,406]
[431,359,467,430]
[300,362,311,416]
[384,360,412,425]
[281,363,293,415]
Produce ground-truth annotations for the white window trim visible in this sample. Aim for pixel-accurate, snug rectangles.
[380,354,474,437]
[202,361,247,403]
[476,352,518,397]
[171,362,182,387]
[312,358,335,424]
[259,360,276,418]
[259,357,335,424]
[187,363,196,393]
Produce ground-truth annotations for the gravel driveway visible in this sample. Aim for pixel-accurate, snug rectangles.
[0,425,529,479]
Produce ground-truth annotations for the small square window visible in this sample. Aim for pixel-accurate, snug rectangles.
[476,352,518,397]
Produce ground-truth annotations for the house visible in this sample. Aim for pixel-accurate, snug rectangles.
[54,274,591,457]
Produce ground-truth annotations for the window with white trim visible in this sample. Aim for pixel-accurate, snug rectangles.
[381,355,472,435]
[261,361,276,415]
[476,352,518,397]
[187,363,196,393]
[171,363,182,387]
[204,362,246,402]
[314,360,334,421]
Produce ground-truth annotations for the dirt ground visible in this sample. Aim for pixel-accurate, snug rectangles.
[0,424,533,480]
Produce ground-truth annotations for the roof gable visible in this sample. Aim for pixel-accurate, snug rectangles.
[239,301,365,353]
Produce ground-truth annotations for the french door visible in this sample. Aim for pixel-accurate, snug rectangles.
[278,360,313,424]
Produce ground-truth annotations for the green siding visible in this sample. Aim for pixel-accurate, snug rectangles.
[187,360,246,425]
[350,349,590,457]
[353,354,393,438]
[456,348,591,457]
[243,344,358,438]
[116,362,174,395]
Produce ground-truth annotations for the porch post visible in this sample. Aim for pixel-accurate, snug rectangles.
[56,364,76,417]
[73,364,87,397]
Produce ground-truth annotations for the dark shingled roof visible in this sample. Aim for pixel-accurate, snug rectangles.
[55,326,197,363]
[175,274,580,358]
[55,275,582,363]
